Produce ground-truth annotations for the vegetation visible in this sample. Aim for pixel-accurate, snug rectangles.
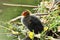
[0,0,60,40]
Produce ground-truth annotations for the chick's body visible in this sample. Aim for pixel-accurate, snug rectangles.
[22,15,43,34]
[21,10,43,40]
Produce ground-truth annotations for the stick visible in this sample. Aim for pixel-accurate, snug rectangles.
[9,16,23,23]
[9,13,48,23]
[3,3,38,8]
[35,13,48,16]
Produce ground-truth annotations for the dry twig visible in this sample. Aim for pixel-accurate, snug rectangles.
[9,13,48,23]
[3,3,38,8]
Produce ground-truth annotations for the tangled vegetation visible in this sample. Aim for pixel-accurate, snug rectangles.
[0,0,60,40]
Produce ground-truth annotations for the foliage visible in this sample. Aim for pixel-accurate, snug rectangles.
[33,0,60,40]
[0,0,60,40]
[0,21,27,40]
